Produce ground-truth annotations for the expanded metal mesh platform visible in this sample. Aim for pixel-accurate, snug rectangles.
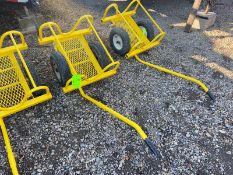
[0,54,28,109]
[60,36,98,80]
[0,30,52,175]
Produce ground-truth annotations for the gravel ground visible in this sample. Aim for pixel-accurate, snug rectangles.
[0,0,233,174]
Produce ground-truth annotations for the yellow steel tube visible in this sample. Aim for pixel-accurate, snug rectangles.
[136,0,164,33]
[135,55,209,92]
[101,3,142,43]
[102,61,120,72]
[38,22,63,42]
[69,15,93,33]
[39,23,77,75]
[79,88,148,140]
[0,44,27,55]
[61,15,113,64]
[0,119,19,175]
[123,0,140,14]
[47,25,77,75]
[86,18,115,63]
[126,39,164,58]
[102,3,120,20]
[0,31,26,49]
[150,32,166,46]
[101,11,136,24]
[9,33,37,89]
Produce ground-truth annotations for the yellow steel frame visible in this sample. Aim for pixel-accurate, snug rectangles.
[38,15,120,93]
[0,31,52,175]
[101,0,214,100]
[38,15,160,157]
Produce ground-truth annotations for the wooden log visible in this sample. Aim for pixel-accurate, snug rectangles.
[184,0,202,33]
[205,4,210,14]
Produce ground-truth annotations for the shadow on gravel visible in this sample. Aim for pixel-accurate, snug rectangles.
[0,3,26,34]
[190,4,233,82]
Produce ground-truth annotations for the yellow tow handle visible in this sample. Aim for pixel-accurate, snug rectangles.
[79,88,161,158]
[0,119,19,175]
[135,55,215,100]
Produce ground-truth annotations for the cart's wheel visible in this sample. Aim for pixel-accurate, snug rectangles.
[25,59,43,96]
[137,20,155,41]
[25,60,41,86]
[89,42,111,69]
[109,27,131,56]
[50,52,71,87]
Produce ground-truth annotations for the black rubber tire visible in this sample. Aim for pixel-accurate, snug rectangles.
[24,59,44,96]
[137,20,155,41]
[109,27,131,56]
[89,42,111,69]
[50,52,71,87]
[25,59,41,86]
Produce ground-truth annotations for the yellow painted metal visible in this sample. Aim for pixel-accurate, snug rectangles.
[38,15,151,151]
[101,0,166,58]
[0,31,52,175]
[135,56,209,93]
[79,88,148,140]
[101,0,212,96]
[38,15,120,93]
[0,119,19,175]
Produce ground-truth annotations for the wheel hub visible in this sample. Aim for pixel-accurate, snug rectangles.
[52,60,61,82]
[139,26,148,37]
[113,34,123,50]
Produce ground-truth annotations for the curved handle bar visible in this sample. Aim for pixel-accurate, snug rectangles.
[151,32,166,44]
[69,15,94,34]
[0,31,27,49]
[30,85,51,95]
[79,87,148,140]
[79,87,163,157]
[39,15,94,45]
[38,22,63,43]
[101,3,120,22]
[123,0,140,13]
[102,61,120,72]
[130,41,144,52]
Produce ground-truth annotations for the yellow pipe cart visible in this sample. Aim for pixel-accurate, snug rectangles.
[38,15,161,158]
[0,31,52,175]
[101,0,214,100]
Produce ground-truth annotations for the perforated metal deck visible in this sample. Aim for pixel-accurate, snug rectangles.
[61,36,98,79]
[0,54,28,109]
